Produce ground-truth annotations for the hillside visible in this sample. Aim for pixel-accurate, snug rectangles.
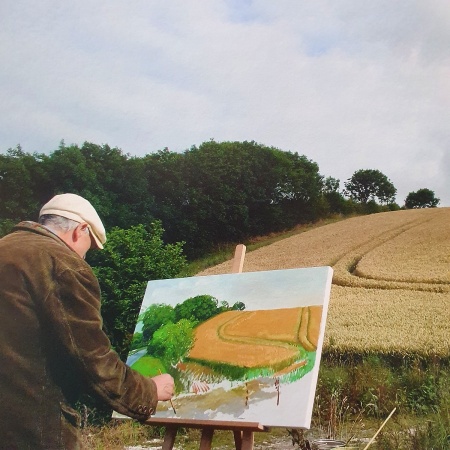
[197,208,450,358]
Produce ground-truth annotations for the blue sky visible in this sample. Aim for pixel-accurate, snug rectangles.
[1,1,449,206]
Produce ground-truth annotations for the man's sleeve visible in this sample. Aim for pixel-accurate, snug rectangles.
[43,263,158,420]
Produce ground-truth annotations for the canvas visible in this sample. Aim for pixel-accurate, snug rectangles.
[124,266,333,429]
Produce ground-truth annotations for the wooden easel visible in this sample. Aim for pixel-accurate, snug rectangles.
[144,417,266,450]
[145,244,269,450]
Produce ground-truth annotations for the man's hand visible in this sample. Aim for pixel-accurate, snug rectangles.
[152,373,175,401]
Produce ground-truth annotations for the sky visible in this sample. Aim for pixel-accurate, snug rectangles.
[1,1,449,206]
[141,267,333,312]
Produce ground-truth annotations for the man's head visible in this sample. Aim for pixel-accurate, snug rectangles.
[38,193,106,258]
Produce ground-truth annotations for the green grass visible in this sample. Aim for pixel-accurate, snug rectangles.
[130,355,165,377]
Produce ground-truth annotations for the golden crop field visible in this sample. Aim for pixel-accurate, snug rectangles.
[188,306,321,368]
[188,311,298,368]
[197,208,450,358]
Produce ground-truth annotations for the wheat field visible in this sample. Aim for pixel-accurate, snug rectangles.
[197,208,450,358]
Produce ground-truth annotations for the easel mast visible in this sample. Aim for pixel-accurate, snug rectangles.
[231,243,246,274]
[145,244,268,450]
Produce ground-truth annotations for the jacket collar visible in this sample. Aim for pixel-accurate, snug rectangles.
[12,221,75,253]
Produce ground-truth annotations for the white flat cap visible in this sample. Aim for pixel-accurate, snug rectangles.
[39,193,106,249]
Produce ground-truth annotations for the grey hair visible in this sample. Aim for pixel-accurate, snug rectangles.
[38,214,81,233]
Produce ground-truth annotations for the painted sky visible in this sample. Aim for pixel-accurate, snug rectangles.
[141,267,333,312]
[2,1,449,206]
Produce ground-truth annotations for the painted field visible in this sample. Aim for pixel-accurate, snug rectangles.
[197,208,450,357]
[188,306,321,367]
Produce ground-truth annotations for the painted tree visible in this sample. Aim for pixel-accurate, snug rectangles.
[174,295,221,323]
[141,303,175,343]
[147,319,195,365]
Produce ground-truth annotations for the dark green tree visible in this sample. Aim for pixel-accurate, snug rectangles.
[271,150,324,224]
[44,142,101,199]
[0,146,48,225]
[344,169,397,205]
[87,222,186,359]
[405,188,440,209]
[321,176,350,215]
[323,176,340,194]
[143,148,190,247]
[43,142,155,230]
[145,140,325,256]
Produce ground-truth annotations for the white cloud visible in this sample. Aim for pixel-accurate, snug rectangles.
[1,0,449,205]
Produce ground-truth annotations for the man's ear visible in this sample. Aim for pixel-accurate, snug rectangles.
[71,226,81,243]
[72,223,88,242]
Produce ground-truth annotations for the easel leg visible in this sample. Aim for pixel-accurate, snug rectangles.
[233,430,254,450]
[161,426,178,450]
[199,428,214,450]
[233,430,243,449]
[241,430,254,450]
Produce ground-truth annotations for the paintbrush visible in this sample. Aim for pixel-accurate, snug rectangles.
[158,369,177,414]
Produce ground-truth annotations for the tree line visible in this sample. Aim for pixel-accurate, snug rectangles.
[2,139,438,258]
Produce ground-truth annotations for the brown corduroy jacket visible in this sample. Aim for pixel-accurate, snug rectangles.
[0,222,157,449]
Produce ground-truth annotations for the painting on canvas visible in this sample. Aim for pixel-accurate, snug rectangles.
[125,266,333,428]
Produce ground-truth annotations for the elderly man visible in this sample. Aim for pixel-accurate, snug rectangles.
[0,193,174,449]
